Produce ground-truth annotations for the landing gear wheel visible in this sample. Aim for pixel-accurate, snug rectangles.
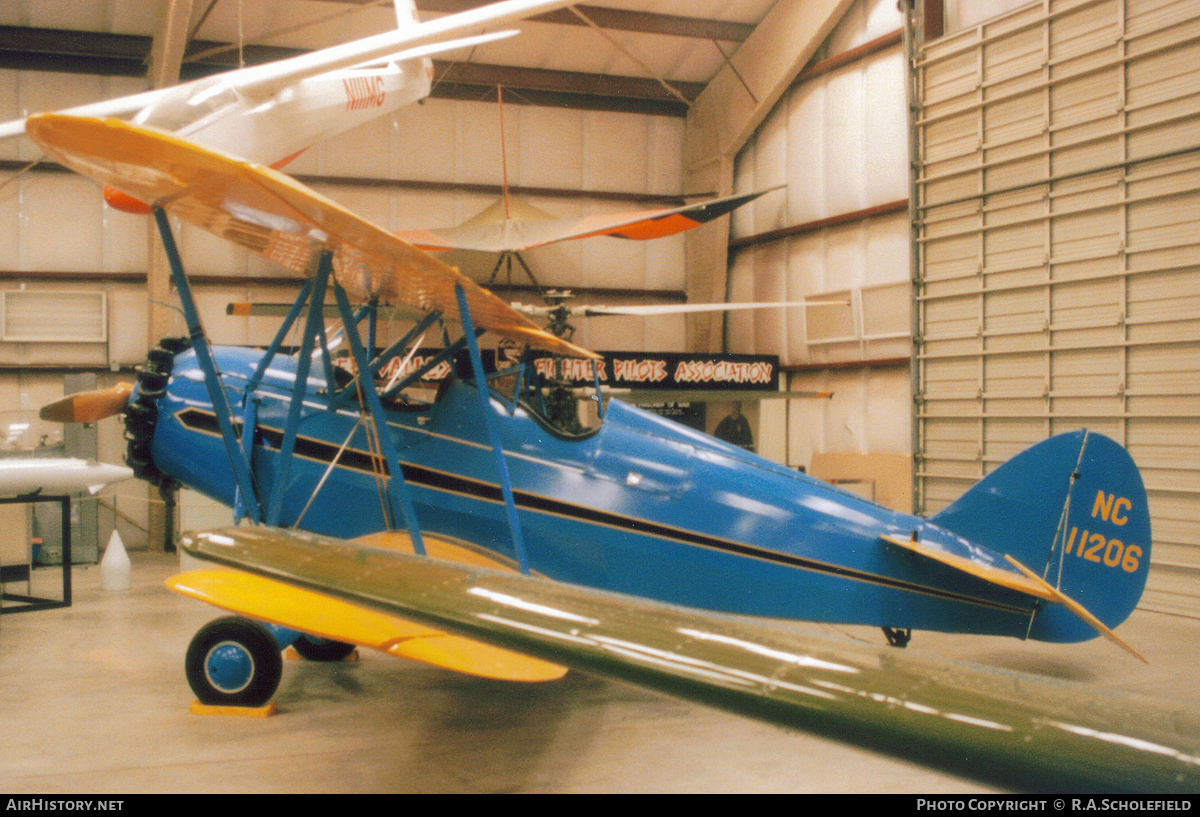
[291,634,357,662]
[185,616,283,707]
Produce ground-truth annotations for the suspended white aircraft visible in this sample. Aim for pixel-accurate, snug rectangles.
[0,458,132,498]
[0,0,576,213]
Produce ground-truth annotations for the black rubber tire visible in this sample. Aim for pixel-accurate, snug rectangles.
[291,634,357,662]
[185,616,283,707]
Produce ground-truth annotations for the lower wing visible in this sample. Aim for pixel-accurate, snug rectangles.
[168,562,566,683]
[179,525,1200,794]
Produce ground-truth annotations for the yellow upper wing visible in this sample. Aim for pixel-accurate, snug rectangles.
[25,113,596,360]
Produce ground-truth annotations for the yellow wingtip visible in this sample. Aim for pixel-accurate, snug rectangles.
[388,636,568,683]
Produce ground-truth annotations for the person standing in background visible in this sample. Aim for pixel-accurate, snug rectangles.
[714,402,754,451]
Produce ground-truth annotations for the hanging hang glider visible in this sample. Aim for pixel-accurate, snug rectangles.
[396,188,783,256]
[395,186,784,293]
[395,84,778,291]
[0,0,577,211]
[29,113,1154,735]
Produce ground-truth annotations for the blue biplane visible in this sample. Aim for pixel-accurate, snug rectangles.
[29,113,1153,721]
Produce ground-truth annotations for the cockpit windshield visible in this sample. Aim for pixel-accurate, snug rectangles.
[134,81,240,134]
[490,362,602,439]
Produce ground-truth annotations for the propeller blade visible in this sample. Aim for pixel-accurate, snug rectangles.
[39,382,133,423]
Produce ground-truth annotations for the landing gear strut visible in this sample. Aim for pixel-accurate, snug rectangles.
[882,627,912,648]
[291,634,356,662]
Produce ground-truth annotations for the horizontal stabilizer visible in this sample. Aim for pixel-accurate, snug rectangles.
[166,568,567,682]
[1004,555,1147,664]
[880,533,1146,662]
[880,533,1052,600]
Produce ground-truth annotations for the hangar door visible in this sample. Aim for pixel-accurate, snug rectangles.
[913,0,1200,616]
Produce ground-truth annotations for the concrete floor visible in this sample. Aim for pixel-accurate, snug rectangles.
[1,549,1199,794]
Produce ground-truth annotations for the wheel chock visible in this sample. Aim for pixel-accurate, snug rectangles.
[189,700,277,717]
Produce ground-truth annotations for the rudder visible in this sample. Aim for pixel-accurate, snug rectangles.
[931,430,1150,643]
[394,0,418,28]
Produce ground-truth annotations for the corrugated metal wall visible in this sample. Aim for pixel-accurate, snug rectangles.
[728,0,912,469]
[914,0,1200,615]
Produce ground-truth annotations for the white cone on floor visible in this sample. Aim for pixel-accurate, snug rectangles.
[100,530,131,591]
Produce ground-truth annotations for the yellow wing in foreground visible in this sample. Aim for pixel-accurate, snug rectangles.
[177,526,1200,793]
[166,568,567,683]
[25,113,596,360]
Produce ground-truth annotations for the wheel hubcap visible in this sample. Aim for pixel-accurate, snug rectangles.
[204,640,255,694]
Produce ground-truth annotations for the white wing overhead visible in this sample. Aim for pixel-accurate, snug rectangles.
[0,0,574,141]
[194,0,572,100]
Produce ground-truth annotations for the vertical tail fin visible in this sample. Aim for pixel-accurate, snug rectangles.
[931,430,1151,643]
[394,0,419,28]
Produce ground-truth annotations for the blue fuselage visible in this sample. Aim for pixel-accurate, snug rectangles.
[153,347,1038,638]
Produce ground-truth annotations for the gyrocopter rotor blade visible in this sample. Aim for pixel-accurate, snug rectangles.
[39,382,133,423]
[510,299,850,318]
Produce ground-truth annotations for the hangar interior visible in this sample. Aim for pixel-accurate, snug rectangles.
[0,0,1197,793]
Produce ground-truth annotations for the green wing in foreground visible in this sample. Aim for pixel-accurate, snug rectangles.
[181,526,1200,793]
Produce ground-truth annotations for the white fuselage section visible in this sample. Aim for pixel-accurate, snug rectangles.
[0,458,133,497]
[133,58,433,165]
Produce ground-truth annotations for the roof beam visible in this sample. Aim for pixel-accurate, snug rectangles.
[0,25,694,116]
[147,0,194,88]
[685,0,858,170]
[681,0,858,352]
[325,0,755,41]
[431,62,701,115]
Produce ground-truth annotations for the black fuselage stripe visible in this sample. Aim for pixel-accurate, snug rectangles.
[175,408,1030,615]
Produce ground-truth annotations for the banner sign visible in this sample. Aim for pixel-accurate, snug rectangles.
[331,348,781,392]
[524,351,781,392]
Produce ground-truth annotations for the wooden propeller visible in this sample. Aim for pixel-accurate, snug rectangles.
[39,382,133,423]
